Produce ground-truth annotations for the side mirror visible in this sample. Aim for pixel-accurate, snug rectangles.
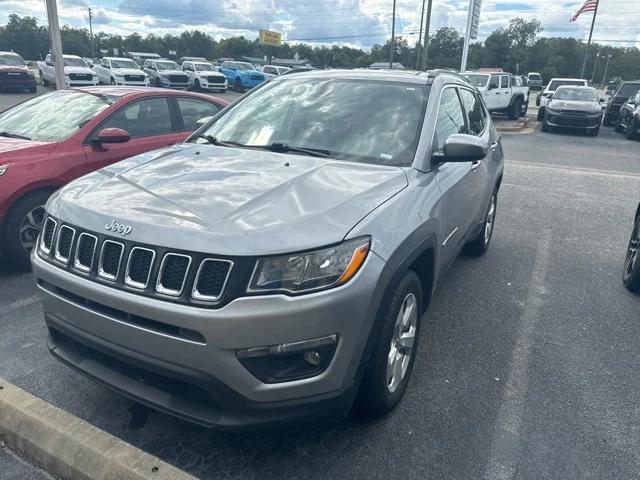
[436,134,488,163]
[95,128,130,144]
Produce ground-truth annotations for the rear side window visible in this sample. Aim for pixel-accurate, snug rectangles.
[434,87,467,152]
[459,89,486,136]
[501,76,510,88]
[489,76,499,89]
[176,98,221,131]
[101,98,173,138]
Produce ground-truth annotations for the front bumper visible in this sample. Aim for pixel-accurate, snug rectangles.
[113,79,149,87]
[545,111,602,129]
[32,249,384,429]
[67,80,99,88]
[159,79,190,90]
[0,77,36,90]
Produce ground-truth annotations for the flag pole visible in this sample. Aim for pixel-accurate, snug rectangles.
[579,0,599,79]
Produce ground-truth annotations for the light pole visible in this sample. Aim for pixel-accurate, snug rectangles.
[389,0,397,69]
[45,0,66,89]
[601,54,612,86]
[590,52,600,83]
[416,0,426,70]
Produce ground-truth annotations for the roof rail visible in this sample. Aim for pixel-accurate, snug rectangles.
[425,69,470,83]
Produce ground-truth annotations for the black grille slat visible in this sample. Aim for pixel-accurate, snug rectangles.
[100,241,123,279]
[126,248,154,288]
[124,75,145,82]
[55,226,75,262]
[41,218,57,252]
[168,74,188,83]
[194,260,231,300]
[158,254,190,294]
[75,234,97,271]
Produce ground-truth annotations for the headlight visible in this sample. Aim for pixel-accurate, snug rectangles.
[248,238,370,294]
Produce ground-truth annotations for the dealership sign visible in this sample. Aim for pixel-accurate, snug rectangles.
[259,29,281,46]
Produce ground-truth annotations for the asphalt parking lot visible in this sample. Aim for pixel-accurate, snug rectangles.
[1,89,640,479]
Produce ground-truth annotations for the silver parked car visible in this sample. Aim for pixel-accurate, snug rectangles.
[32,69,504,430]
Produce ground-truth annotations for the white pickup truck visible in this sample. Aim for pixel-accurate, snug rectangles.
[181,60,227,92]
[37,54,98,88]
[463,72,529,120]
[94,57,149,86]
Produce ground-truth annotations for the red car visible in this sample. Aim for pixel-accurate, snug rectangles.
[0,86,227,267]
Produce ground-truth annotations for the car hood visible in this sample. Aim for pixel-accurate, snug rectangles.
[112,68,146,76]
[64,66,95,75]
[158,69,186,76]
[238,70,263,76]
[197,70,225,76]
[548,99,600,112]
[48,145,408,255]
[0,65,31,74]
[0,137,52,155]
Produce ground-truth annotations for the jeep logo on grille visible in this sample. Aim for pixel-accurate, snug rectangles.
[105,219,132,236]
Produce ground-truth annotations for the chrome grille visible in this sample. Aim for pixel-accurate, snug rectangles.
[74,233,97,272]
[40,218,57,254]
[157,254,191,296]
[193,259,233,301]
[54,226,75,263]
[99,240,124,280]
[125,247,155,289]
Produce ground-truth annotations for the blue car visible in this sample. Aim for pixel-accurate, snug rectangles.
[219,61,266,93]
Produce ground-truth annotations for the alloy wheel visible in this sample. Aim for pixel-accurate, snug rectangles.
[484,194,496,245]
[18,205,46,253]
[387,293,418,393]
[625,221,640,280]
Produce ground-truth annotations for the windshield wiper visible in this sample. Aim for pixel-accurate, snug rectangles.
[254,143,331,158]
[0,131,31,140]
[197,134,248,148]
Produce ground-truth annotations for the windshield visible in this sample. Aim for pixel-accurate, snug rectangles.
[194,79,428,166]
[194,63,215,71]
[0,90,114,142]
[617,84,640,97]
[0,54,25,67]
[64,57,88,67]
[529,74,541,80]
[156,61,180,71]
[111,59,138,69]
[236,62,255,71]
[548,80,585,91]
[464,74,489,87]
[553,88,598,102]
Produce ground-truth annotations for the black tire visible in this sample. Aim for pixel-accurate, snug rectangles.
[541,120,549,132]
[627,119,638,140]
[464,190,497,256]
[110,77,116,85]
[155,77,162,88]
[194,79,201,91]
[40,71,48,87]
[623,217,640,293]
[355,270,423,418]
[507,98,522,120]
[1,190,51,270]
[234,78,244,93]
[615,119,624,133]
[537,107,545,121]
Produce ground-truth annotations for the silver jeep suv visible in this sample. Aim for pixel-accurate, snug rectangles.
[32,69,504,430]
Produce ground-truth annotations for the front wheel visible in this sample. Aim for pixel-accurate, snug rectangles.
[623,217,640,293]
[541,120,550,132]
[627,119,638,140]
[465,190,497,256]
[355,270,423,418]
[194,79,201,91]
[234,78,244,93]
[110,77,116,85]
[537,107,545,121]
[507,98,522,120]
[1,190,51,269]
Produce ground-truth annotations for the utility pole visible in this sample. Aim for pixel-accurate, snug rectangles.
[416,0,426,70]
[460,0,474,72]
[45,0,66,89]
[601,54,612,85]
[590,52,600,83]
[420,0,433,71]
[579,0,599,79]
[389,0,397,69]
[88,7,94,59]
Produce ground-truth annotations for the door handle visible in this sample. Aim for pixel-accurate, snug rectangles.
[490,142,498,151]
[471,160,482,171]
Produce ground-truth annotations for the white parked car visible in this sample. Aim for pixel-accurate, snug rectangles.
[143,59,190,90]
[94,57,149,86]
[536,78,588,120]
[260,65,291,80]
[181,61,227,92]
[463,72,529,120]
[37,54,98,88]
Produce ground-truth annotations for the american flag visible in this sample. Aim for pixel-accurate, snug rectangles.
[570,0,598,22]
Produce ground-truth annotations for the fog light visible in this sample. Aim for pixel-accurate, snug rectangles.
[237,334,337,383]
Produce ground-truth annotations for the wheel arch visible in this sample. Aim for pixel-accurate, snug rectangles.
[2,183,61,228]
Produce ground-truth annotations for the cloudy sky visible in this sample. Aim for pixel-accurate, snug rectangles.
[1,0,638,49]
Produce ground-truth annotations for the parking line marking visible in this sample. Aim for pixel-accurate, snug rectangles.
[509,161,640,180]
[3,295,39,315]
[483,230,551,480]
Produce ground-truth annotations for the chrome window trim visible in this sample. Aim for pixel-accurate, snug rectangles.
[124,247,156,289]
[54,225,76,264]
[98,239,124,281]
[73,232,98,273]
[156,253,192,296]
[191,258,234,302]
[39,217,57,255]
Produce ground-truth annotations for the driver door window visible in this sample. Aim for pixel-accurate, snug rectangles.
[434,87,468,153]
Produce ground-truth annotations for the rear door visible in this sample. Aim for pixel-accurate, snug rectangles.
[82,96,185,171]
[172,96,223,132]
[499,75,511,108]
[485,75,502,110]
